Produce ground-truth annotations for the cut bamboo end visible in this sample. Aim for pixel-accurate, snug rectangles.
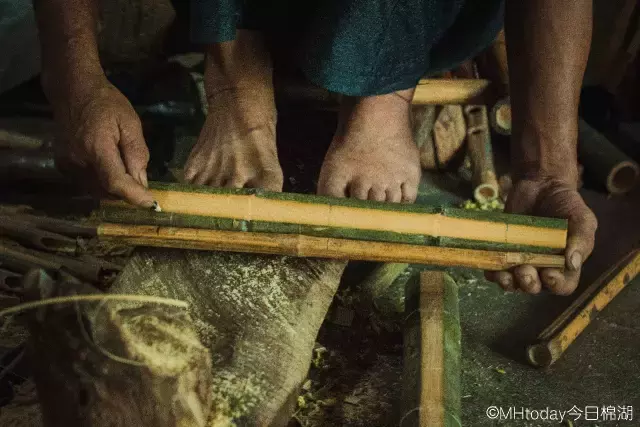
[97,223,565,271]
[473,183,499,204]
[490,99,511,135]
[526,342,559,368]
[606,160,640,194]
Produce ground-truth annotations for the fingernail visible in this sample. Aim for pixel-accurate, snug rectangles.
[569,252,582,271]
[139,171,149,188]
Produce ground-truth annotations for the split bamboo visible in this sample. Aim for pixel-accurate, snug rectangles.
[100,182,568,254]
[97,223,565,271]
[401,271,461,427]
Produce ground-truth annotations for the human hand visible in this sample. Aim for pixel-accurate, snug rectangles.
[55,77,154,207]
[485,177,597,295]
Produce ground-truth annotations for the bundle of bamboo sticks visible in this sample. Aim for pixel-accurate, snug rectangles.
[95,182,568,271]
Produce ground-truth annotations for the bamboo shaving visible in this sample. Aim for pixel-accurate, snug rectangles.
[0,294,188,318]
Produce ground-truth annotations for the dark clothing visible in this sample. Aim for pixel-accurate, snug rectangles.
[190,0,504,96]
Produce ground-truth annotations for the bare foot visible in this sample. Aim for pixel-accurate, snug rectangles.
[318,89,421,202]
[184,30,283,191]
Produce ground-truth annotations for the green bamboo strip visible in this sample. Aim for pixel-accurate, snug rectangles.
[94,207,563,254]
[401,271,461,427]
[137,181,567,230]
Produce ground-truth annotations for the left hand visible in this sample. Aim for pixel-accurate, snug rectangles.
[485,176,597,295]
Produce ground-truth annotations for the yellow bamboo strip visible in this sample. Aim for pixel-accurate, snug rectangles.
[413,79,492,105]
[98,223,565,271]
[104,190,566,249]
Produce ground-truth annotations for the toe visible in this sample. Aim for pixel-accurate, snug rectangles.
[349,179,370,200]
[401,182,418,203]
[318,175,349,198]
[368,187,387,202]
[386,186,402,203]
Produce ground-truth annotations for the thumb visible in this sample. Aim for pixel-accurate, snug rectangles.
[119,118,150,188]
[564,206,598,272]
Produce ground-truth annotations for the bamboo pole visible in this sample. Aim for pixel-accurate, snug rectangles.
[464,106,499,203]
[578,119,640,194]
[101,182,568,252]
[527,249,640,367]
[0,216,78,254]
[413,79,492,105]
[401,271,461,427]
[97,223,565,271]
[18,213,98,238]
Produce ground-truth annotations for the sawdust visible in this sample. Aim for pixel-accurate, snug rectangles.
[115,310,206,376]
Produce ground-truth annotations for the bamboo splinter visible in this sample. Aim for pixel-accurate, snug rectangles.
[97,223,565,271]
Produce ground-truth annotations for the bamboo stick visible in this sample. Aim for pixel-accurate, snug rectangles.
[0,242,117,283]
[0,268,22,290]
[527,249,640,367]
[101,182,568,252]
[95,207,564,254]
[578,119,640,194]
[464,106,499,203]
[413,79,491,105]
[97,223,565,271]
[401,271,461,427]
[18,213,97,238]
[0,216,78,254]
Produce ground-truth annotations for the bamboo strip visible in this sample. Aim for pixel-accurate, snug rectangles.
[0,216,78,254]
[95,207,563,254]
[414,79,491,105]
[97,223,565,271]
[101,182,567,251]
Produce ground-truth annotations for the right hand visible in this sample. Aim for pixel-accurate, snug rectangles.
[55,78,154,207]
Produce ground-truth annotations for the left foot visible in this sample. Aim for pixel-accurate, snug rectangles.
[317,89,421,203]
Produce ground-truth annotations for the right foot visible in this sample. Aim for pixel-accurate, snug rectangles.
[184,31,284,191]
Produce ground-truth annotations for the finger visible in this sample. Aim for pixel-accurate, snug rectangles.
[348,180,370,200]
[119,119,150,186]
[401,182,417,203]
[386,186,402,203]
[487,271,515,292]
[540,268,579,296]
[93,139,153,207]
[368,187,387,202]
[565,209,598,272]
[513,265,542,294]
